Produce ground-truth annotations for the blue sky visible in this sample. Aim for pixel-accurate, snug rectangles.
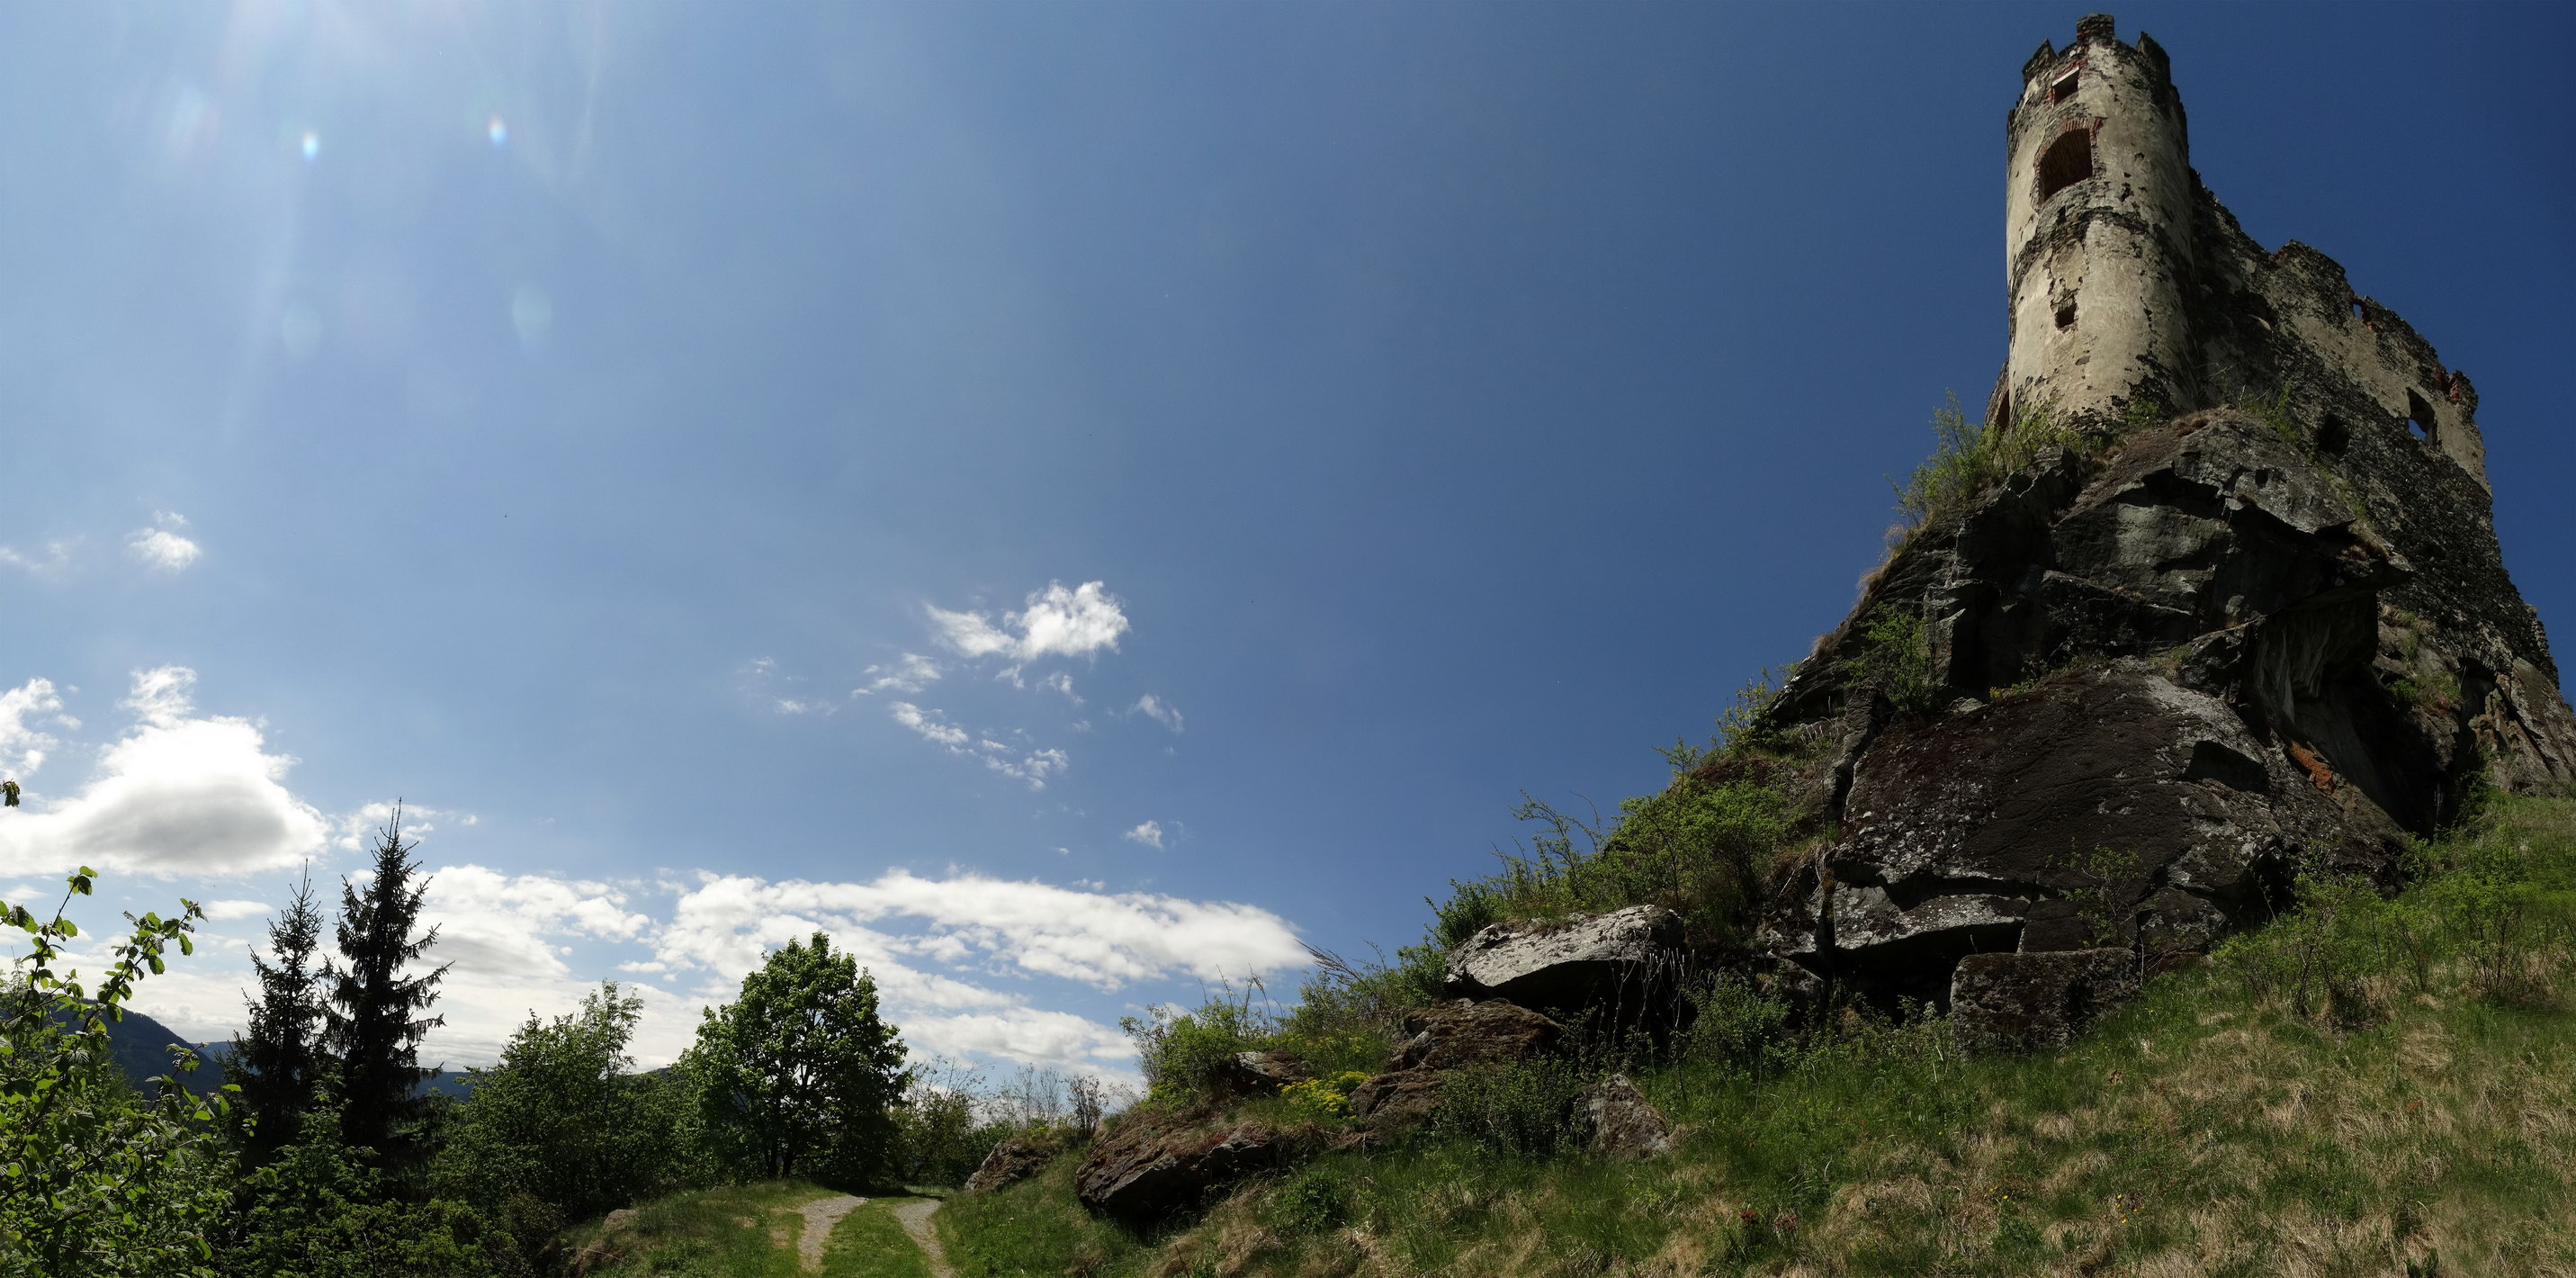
[4,2,2570,1081]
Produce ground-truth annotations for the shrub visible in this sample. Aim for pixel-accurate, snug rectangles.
[1431,1059,1586,1156]
[1122,981,1279,1103]
[1678,973,1794,1078]
[1850,606,1940,716]
[1889,392,2074,539]
[430,984,682,1224]
[1271,1165,1353,1234]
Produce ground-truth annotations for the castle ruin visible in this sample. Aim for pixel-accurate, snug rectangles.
[1751,14,2576,1022]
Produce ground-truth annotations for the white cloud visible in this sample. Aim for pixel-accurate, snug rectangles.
[984,746,1066,788]
[928,581,1129,664]
[0,679,69,777]
[200,898,272,921]
[1122,821,1164,850]
[127,513,202,574]
[1133,694,1184,734]
[331,800,461,851]
[657,868,1305,992]
[0,668,327,879]
[854,653,942,697]
[421,864,651,982]
[1037,671,1080,704]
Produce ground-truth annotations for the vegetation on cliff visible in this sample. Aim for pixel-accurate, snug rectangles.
[945,792,2576,1276]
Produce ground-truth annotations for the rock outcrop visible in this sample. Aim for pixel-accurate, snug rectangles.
[1950,949,2142,1053]
[1575,1074,1673,1160]
[1737,15,2576,1030]
[1074,1113,1305,1223]
[964,1135,1057,1195]
[1443,904,1692,1020]
[1387,999,1563,1071]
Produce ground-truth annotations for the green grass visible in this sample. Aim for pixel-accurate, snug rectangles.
[822,1198,934,1278]
[943,796,2576,1276]
[557,1180,945,1278]
[938,1156,1147,1277]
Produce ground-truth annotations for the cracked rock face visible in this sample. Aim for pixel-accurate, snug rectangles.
[1760,410,2575,1013]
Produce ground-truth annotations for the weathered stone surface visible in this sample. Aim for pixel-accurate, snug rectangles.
[1387,1000,1562,1072]
[1207,1048,1309,1098]
[963,1135,1056,1195]
[1952,949,2141,1053]
[1576,1074,1672,1160]
[1346,1068,1445,1135]
[1074,1112,1302,1223]
[1769,659,2385,1003]
[1443,905,1690,1018]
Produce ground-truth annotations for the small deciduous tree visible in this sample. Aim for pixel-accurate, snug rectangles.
[682,932,908,1186]
[432,983,684,1223]
[325,806,449,1167]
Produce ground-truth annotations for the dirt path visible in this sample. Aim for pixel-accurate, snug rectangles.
[794,1194,867,1273]
[890,1199,956,1278]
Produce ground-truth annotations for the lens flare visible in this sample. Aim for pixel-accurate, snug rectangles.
[301,130,319,160]
[488,117,507,148]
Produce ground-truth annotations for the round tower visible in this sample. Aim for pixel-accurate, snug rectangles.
[2003,14,2197,431]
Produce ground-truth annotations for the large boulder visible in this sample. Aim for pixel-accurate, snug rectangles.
[1576,1073,1672,1160]
[1073,1113,1303,1223]
[1442,905,1690,1019]
[1951,949,2141,1053]
[963,1135,1056,1195]
[1387,1000,1562,1072]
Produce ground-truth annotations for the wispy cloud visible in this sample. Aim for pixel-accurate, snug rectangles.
[890,704,1068,790]
[1121,820,1164,850]
[0,540,76,576]
[127,512,202,574]
[855,652,942,697]
[929,581,1129,665]
[1133,694,1184,734]
[746,657,838,716]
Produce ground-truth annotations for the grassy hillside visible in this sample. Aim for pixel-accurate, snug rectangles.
[941,796,2576,1276]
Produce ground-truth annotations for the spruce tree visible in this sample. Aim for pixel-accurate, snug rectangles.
[324,806,448,1166]
[231,867,327,1165]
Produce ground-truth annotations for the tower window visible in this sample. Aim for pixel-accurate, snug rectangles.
[2406,391,2437,444]
[2037,129,2095,203]
[2054,301,2077,329]
[2318,415,2350,455]
[2050,68,2081,104]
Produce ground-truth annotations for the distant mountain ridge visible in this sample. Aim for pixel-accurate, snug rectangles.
[99,1008,473,1100]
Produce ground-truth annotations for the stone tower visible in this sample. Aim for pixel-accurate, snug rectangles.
[1748,15,2576,1022]
[2002,14,2195,432]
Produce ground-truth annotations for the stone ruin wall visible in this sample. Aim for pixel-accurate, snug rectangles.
[1987,13,2569,796]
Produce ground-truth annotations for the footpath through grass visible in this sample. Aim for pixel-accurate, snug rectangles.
[558,1181,938,1278]
[944,796,2576,1276]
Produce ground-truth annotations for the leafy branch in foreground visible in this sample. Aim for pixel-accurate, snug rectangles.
[2,865,236,1277]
